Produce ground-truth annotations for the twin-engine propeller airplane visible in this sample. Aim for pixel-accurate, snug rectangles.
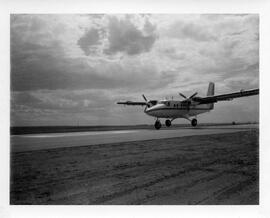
[117,82,259,129]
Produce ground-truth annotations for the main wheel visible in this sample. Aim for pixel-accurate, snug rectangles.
[165,119,171,127]
[154,120,162,130]
[191,118,197,127]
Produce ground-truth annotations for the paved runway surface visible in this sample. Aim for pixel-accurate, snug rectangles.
[11,124,258,152]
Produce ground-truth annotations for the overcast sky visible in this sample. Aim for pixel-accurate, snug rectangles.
[10,14,259,126]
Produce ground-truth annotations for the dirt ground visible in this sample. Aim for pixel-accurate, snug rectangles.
[10,129,259,205]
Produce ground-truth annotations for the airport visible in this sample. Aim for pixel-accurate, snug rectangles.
[10,14,259,205]
[10,123,258,204]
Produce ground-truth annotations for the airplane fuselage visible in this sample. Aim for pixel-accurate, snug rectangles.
[144,100,212,119]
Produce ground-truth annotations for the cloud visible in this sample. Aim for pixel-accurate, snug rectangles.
[77,28,103,56]
[224,75,259,91]
[11,45,176,91]
[104,16,157,55]
[11,15,171,92]
[157,14,259,89]
[10,14,259,126]
[166,20,217,42]
[11,89,147,126]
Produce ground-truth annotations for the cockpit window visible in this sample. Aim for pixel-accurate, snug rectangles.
[158,100,166,104]
[149,100,157,106]
[158,100,171,107]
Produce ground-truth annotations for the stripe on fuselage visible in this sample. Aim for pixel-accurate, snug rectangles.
[146,107,210,113]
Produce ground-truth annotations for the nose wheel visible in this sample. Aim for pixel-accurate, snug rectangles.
[154,120,162,130]
[165,119,171,127]
[191,118,197,127]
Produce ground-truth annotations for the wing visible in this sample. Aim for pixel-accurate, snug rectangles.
[193,88,259,104]
[117,101,147,106]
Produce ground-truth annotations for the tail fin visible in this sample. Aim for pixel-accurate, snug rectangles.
[207,82,215,96]
[207,82,215,110]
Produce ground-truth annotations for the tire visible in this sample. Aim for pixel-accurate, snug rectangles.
[155,121,162,130]
[165,119,171,127]
[191,118,197,127]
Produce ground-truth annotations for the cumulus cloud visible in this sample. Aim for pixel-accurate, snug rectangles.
[11,14,167,92]
[77,28,106,56]
[167,20,217,41]
[11,47,175,91]
[10,14,259,126]
[224,75,259,91]
[77,28,102,55]
[104,16,157,55]
[12,89,113,113]
[11,89,148,126]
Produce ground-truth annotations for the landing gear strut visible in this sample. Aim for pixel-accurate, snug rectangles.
[154,120,162,130]
[165,119,171,127]
[191,118,197,127]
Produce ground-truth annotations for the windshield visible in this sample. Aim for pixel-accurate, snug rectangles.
[158,100,167,104]
[149,100,158,106]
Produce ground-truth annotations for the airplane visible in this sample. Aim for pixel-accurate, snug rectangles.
[117,82,259,129]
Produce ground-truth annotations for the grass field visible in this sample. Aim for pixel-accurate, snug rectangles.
[10,129,259,205]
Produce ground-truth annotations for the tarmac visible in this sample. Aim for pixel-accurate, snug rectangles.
[11,124,258,152]
[10,128,259,204]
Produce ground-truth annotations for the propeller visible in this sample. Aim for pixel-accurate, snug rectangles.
[189,92,198,99]
[179,93,187,99]
[142,94,159,108]
[142,94,147,102]
[179,92,198,111]
[142,94,151,107]
[179,92,198,100]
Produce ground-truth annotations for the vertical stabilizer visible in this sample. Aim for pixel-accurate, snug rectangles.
[207,82,215,96]
[207,82,215,110]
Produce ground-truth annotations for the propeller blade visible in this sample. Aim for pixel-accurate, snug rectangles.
[189,92,198,99]
[179,93,187,99]
[142,94,147,102]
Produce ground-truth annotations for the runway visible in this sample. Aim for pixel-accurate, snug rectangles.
[11,124,258,152]
[10,129,259,204]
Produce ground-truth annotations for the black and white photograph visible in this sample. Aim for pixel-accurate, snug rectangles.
[9,14,260,206]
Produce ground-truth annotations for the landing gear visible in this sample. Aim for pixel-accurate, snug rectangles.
[191,118,197,127]
[165,119,171,127]
[154,120,162,130]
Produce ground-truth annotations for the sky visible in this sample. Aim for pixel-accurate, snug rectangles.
[10,14,259,126]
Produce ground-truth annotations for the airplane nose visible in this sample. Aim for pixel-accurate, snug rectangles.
[145,104,163,117]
